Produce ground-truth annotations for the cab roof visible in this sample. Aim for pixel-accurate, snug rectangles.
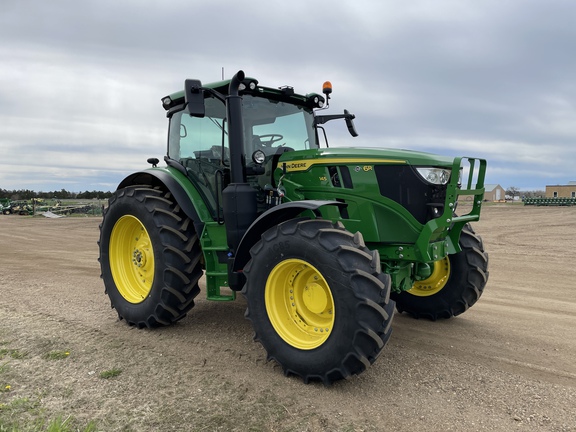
[161,76,324,111]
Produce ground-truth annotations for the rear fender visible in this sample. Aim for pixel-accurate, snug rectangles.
[117,170,205,236]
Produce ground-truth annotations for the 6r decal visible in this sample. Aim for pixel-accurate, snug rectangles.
[355,165,373,172]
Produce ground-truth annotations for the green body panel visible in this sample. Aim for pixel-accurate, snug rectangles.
[276,148,423,243]
[275,148,485,252]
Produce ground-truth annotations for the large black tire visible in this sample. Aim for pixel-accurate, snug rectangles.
[242,219,395,385]
[392,224,489,320]
[98,185,203,328]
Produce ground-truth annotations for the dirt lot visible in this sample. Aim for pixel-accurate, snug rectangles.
[0,205,575,431]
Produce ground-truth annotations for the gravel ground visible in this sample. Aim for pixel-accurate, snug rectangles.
[0,204,575,431]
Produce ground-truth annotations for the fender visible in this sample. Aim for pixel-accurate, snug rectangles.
[117,170,205,236]
[231,200,347,283]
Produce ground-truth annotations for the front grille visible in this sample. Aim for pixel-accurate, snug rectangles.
[374,165,447,224]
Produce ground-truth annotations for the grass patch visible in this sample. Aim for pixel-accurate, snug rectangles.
[0,414,98,432]
[0,395,41,415]
[43,350,70,360]
[8,350,27,360]
[0,397,98,432]
[99,368,122,379]
[0,349,27,360]
[45,415,98,432]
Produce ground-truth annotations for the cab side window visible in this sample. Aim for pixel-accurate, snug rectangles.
[167,98,228,217]
[168,98,228,163]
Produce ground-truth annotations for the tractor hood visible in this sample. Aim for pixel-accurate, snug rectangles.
[278,147,455,171]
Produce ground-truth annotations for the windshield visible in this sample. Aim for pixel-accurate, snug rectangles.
[242,95,319,157]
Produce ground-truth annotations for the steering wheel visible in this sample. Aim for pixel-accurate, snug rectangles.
[258,134,284,147]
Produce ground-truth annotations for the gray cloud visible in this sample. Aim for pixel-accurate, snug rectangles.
[1,0,575,192]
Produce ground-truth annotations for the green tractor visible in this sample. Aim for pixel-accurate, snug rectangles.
[1,198,12,214]
[99,70,488,384]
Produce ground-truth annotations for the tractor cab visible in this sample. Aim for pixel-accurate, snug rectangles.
[161,76,353,219]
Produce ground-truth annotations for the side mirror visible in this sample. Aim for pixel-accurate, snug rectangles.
[313,110,359,138]
[344,109,358,137]
[184,79,205,117]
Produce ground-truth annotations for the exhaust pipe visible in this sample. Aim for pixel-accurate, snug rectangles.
[227,70,246,183]
[222,70,257,254]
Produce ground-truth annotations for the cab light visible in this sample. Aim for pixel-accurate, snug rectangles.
[162,96,172,108]
[252,150,266,165]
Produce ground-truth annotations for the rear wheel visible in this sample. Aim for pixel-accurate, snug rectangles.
[98,185,203,328]
[243,219,394,385]
[392,225,488,320]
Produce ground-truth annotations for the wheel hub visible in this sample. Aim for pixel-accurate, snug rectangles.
[133,249,143,267]
[302,283,328,314]
[132,240,150,268]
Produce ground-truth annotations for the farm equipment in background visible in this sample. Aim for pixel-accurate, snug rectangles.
[0,198,11,214]
[99,70,489,384]
[48,202,95,216]
[2,200,33,215]
[523,197,576,206]
[0,199,99,216]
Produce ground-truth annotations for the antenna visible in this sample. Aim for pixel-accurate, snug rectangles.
[222,67,224,80]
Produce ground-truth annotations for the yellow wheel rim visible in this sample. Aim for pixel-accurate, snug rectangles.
[408,257,450,297]
[109,215,155,303]
[265,259,335,350]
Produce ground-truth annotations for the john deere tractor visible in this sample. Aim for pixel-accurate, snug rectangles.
[99,70,488,384]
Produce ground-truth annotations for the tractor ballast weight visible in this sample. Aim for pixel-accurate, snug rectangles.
[99,70,489,384]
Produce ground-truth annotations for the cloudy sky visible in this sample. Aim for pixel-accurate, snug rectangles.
[1,0,575,192]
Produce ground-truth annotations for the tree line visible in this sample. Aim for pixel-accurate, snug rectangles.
[0,188,113,201]
[2,186,545,202]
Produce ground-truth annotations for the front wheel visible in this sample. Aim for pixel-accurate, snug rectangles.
[243,219,395,385]
[392,224,489,320]
[98,185,203,328]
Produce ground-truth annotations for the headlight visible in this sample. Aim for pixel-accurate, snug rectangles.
[416,167,451,185]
